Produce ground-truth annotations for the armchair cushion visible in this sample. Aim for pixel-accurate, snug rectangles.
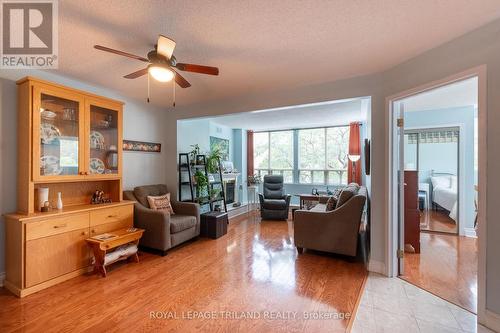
[170,215,197,233]
[263,175,285,199]
[134,184,168,208]
[262,198,288,210]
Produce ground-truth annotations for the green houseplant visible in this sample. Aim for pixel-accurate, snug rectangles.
[194,170,208,198]
[189,144,201,165]
[207,147,223,174]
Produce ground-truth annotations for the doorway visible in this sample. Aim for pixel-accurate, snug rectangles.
[388,69,485,316]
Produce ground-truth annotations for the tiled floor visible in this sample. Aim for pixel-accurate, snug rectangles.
[351,273,494,333]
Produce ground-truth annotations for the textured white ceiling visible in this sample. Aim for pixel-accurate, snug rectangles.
[207,98,368,131]
[403,77,478,112]
[56,0,500,107]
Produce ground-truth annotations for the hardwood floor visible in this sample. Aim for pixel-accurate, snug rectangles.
[0,212,367,333]
[420,209,457,234]
[400,232,477,313]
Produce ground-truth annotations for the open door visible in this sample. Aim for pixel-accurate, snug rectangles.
[394,100,406,275]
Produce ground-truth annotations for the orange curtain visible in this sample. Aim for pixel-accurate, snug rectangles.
[347,122,362,185]
[247,131,254,178]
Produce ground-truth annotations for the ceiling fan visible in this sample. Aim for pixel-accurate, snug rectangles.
[94,34,219,104]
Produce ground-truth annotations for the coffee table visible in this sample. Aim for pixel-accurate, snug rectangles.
[294,194,324,209]
[86,227,144,277]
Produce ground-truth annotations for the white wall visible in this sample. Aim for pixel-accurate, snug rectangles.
[0,70,167,278]
[165,19,500,320]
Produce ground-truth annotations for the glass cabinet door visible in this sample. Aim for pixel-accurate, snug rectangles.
[33,87,85,180]
[86,100,121,177]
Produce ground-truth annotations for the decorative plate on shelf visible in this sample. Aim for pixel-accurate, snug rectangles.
[89,158,105,174]
[90,130,105,149]
[41,109,57,121]
[40,155,62,175]
[40,123,60,144]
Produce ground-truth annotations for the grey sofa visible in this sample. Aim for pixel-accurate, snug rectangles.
[123,184,200,256]
[259,175,291,220]
[294,184,367,258]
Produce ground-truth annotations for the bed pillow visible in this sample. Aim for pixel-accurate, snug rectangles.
[450,176,458,190]
[431,176,450,189]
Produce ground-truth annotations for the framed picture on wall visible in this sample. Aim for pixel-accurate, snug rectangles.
[210,136,230,161]
[364,139,370,175]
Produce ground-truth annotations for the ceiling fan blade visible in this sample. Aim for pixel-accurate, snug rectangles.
[176,63,219,75]
[172,69,191,88]
[94,45,149,62]
[157,35,176,59]
[123,68,148,79]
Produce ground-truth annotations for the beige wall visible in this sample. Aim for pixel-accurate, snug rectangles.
[167,19,500,317]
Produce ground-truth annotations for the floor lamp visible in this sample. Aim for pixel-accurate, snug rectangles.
[348,154,360,182]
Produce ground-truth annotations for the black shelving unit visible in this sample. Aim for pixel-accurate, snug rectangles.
[178,154,227,212]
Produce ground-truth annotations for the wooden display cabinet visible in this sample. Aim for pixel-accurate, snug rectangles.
[4,77,133,297]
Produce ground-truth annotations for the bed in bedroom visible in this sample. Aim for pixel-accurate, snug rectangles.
[430,173,458,222]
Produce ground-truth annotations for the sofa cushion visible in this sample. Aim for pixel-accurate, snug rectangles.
[147,193,175,214]
[310,203,326,212]
[134,184,168,208]
[336,184,360,209]
[326,197,337,211]
[262,199,288,210]
[170,215,196,234]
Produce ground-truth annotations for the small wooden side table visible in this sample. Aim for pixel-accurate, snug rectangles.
[200,212,228,239]
[86,228,144,277]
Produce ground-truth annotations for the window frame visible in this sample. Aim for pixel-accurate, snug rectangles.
[254,125,351,186]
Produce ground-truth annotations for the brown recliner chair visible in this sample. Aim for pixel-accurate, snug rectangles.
[294,185,368,258]
[123,184,200,256]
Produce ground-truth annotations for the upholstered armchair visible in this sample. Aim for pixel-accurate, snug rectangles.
[258,175,291,220]
[123,184,200,256]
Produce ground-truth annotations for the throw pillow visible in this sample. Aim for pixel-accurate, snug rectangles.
[147,193,175,214]
[336,185,359,209]
[326,196,337,211]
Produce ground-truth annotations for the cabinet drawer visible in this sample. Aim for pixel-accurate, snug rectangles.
[90,205,133,226]
[90,219,132,236]
[26,213,90,241]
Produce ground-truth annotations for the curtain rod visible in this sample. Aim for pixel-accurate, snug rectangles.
[251,123,363,133]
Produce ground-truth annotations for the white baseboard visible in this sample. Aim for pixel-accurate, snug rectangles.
[464,227,477,238]
[368,260,386,275]
[481,309,500,333]
[0,272,5,287]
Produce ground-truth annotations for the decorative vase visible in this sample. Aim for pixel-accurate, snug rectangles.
[56,192,63,210]
[38,187,49,211]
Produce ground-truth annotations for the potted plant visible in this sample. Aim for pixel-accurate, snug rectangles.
[189,144,201,165]
[210,188,220,200]
[194,170,208,198]
[247,174,261,186]
[207,147,223,174]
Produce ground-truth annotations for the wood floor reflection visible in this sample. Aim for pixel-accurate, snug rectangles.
[400,232,477,313]
[0,212,367,332]
[420,209,457,234]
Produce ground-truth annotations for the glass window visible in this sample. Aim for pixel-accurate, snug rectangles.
[270,131,293,170]
[254,126,350,185]
[298,128,325,170]
[254,132,269,170]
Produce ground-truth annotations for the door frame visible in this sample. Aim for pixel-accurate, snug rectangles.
[404,124,464,236]
[385,65,486,320]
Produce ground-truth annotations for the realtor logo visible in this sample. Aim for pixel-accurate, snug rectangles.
[1,0,58,68]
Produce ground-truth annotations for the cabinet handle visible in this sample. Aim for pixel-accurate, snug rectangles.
[107,214,118,218]
[79,171,85,175]
[53,224,67,229]
[91,229,96,233]
[81,231,88,236]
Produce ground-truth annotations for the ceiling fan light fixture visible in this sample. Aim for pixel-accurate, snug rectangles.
[148,64,174,82]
